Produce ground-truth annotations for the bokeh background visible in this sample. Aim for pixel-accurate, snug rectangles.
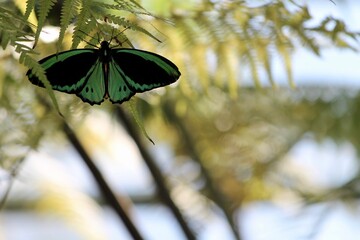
[1,0,360,239]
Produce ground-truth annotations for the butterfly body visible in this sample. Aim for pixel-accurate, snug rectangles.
[27,41,180,105]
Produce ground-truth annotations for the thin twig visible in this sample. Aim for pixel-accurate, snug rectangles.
[115,106,197,240]
[63,122,144,240]
[163,101,242,240]
[0,156,26,211]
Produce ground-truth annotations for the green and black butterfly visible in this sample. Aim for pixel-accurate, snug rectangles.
[27,41,181,105]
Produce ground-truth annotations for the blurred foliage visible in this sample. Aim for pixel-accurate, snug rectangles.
[151,88,360,206]
[1,0,360,239]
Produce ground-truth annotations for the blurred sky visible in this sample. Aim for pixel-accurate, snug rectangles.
[240,1,360,240]
[281,0,360,87]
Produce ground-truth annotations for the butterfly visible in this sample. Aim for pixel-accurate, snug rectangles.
[26,40,181,105]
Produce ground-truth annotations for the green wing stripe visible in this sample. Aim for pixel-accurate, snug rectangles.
[108,60,135,104]
[27,49,98,93]
[112,49,181,92]
[76,60,106,105]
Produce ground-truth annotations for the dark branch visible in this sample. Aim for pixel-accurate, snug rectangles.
[0,156,26,211]
[63,122,144,240]
[115,106,197,240]
[163,101,242,240]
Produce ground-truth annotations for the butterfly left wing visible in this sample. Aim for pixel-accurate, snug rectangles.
[108,49,181,104]
[75,59,106,105]
[27,49,106,105]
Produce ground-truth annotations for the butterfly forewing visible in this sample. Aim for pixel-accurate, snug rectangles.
[27,49,99,93]
[111,49,181,92]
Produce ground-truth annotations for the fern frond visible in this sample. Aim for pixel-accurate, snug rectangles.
[67,0,161,47]
[278,44,295,89]
[190,44,207,91]
[0,6,32,31]
[106,0,152,16]
[128,99,154,145]
[21,52,61,113]
[247,51,261,88]
[72,18,98,48]
[0,32,10,50]
[58,0,81,49]
[0,6,35,51]
[33,0,57,46]
[104,14,161,42]
[14,42,33,54]
[115,0,147,12]
[24,0,36,20]
[254,37,275,87]
[71,2,93,49]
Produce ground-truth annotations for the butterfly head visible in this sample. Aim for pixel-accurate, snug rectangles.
[99,40,112,60]
[100,41,110,49]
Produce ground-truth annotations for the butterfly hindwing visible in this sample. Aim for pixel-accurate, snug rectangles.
[108,59,135,103]
[76,60,106,105]
[110,49,181,93]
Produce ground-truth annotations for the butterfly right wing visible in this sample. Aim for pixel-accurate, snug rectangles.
[107,49,180,104]
[27,49,106,105]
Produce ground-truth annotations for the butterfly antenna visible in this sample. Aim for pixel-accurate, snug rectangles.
[96,31,101,43]
[76,29,100,48]
[109,27,115,44]
[111,26,131,48]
